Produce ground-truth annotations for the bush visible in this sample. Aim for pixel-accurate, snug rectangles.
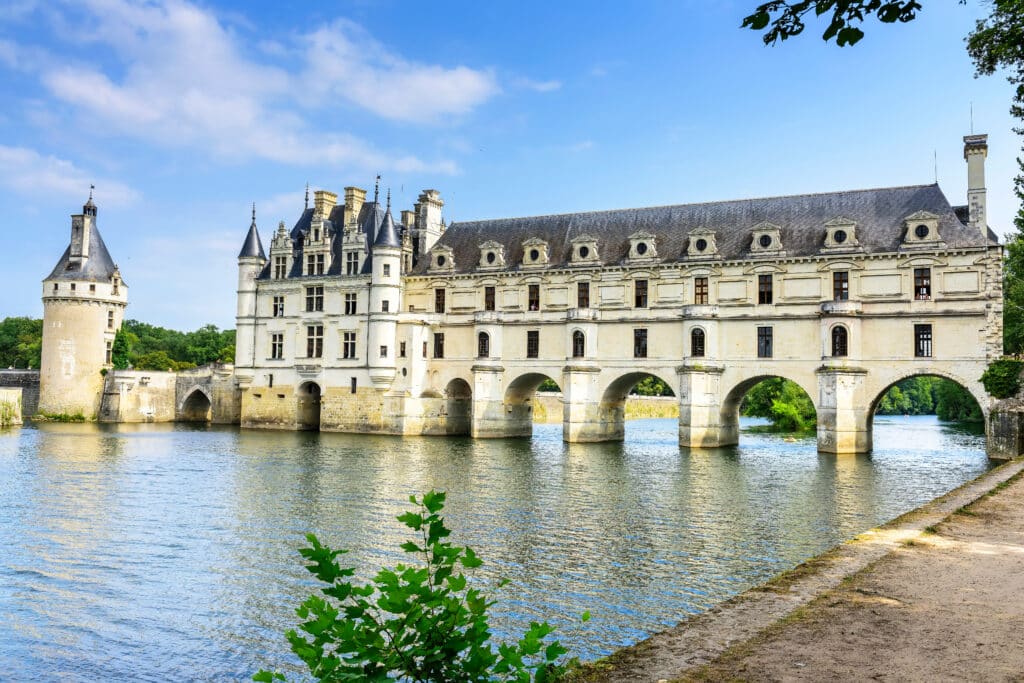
[980,359,1024,399]
[255,491,580,682]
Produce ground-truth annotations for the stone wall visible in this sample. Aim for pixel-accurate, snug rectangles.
[0,388,23,426]
[0,370,39,417]
[176,364,240,424]
[532,393,679,423]
[100,370,177,423]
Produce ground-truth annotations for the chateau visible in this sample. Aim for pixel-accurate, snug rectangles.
[229,135,1003,454]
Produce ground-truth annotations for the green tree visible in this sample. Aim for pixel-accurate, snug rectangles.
[631,376,673,396]
[110,328,134,369]
[935,381,984,421]
[742,378,817,431]
[133,350,178,371]
[0,317,42,368]
[742,1,928,47]
[256,491,579,682]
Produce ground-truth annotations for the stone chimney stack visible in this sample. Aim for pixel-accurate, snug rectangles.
[312,189,338,223]
[964,133,988,237]
[416,189,444,255]
[343,186,366,229]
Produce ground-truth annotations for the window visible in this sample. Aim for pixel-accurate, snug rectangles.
[572,330,585,358]
[758,274,773,304]
[478,332,490,358]
[53,283,58,292]
[344,292,357,315]
[694,276,709,305]
[915,324,932,357]
[306,254,324,275]
[380,345,388,358]
[831,326,848,357]
[484,286,496,311]
[70,283,76,291]
[691,328,705,357]
[422,341,428,358]
[383,263,391,277]
[107,310,114,329]
[381,300,390,313]
[306,325,323,358]
[268,374,273,388]
[345,252,359,275]
[105,341,112,364]
[914,267,932,300]
[433,333,445,359]
[435,288,446,314]
[342,332,357,359]
[635,279,648,308]
[351,377,357,394]
[757,326,773,358]
[271,333,284,359]
[633,329,648,358]
[528,284,540,311]
[833,271,849,302]
[527,330,539,358]
[399,341,407,357]
[305,286,323,312]
[577,282,590,308]
[274,256,288,279]
[112,278,119,295]
[89,284,96,293]
[272,296,285,317]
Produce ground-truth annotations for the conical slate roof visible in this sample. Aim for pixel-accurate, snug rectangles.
[238,215,266,259]
[373,206,401,248]
[45,218,122,283]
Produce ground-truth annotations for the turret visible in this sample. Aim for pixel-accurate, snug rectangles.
[367,190,402,387]
[39,190,128,418]
[235,204,266,371]
[964,133,988,237]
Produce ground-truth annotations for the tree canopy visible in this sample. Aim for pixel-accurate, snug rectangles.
[742,1,929,47]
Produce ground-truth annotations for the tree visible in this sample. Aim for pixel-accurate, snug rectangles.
[742,1,928,47]
[742,378,817,431]
[0,317,42,368]
[110,328,133,369]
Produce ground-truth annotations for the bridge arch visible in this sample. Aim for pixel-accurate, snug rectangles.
[179,386,212,422]
[503,371,562,438]
[590,370,677,442]
[867,369,988,426]
[297,381,321,431]
[718,373,819,445]
[444,377,473,435]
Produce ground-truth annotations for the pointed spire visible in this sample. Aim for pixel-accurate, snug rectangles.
[386,187,391,210]
[374,174,381,204]
[373,187,401,249]
[83,183,97,217]
[251,202,256,224]
[238,203,266,260]
[304,183,310,210]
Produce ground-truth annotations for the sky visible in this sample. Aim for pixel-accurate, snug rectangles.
[0,0,1018,330]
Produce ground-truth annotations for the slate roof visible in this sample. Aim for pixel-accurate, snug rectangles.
[238,217,266,259]
[46,218,122,283]
[413,184,992,275]
[373,206,401,248]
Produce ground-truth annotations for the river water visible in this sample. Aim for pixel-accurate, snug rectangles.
[0,415,987,681]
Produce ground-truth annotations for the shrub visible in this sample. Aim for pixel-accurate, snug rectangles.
[255,491,579,682]
[980,359,1024,399]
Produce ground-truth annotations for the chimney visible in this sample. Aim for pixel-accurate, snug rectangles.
[416,189,444,255]
[343,186,366,229]
[964,133,988,237]
[312,189,338,222]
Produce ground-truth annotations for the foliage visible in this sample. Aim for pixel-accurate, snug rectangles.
[133,350,196,372]
[0,400,18,427]
[742,1,929,47]
[122,320,235,367]
[876,376,982,421]
[255,491,580,683]
[981,358,1024,398]
[741,378,817,431]
[630,376,674,396]
[0,317,42,369]
[935,380,984,421]
[36,411,86,422]
[110,328,133,370]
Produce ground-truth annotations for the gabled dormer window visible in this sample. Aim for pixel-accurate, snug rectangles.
[570,234,600,265]
[428,245,455,273]
[901,211,945,249]
[521,238,549,268]
[478,240,506,270]
[822,217,861,252]
[686,228,719,259]
[627,231,658,262]
[750,222,784,256]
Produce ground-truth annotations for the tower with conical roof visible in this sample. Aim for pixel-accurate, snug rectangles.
[367,188,402,387]
[39,190,128,418]
[235,204,266,381]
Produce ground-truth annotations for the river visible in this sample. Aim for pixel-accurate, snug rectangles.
[0,415,987,681]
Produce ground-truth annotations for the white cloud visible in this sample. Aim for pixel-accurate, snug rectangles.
[513,77,562,93]
[0,144,138,205]
[13,0,488,173]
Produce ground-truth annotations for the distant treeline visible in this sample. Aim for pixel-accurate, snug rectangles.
[0,317,234,372]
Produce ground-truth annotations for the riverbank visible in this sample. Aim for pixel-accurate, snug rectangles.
[532,394,678,422]
[572,455,1024,682]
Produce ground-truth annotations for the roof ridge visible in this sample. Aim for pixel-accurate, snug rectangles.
[451,183,941,226]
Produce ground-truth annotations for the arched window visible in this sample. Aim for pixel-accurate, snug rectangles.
[831,326,848,357]
[572,330,585,358]
[477,332,490,359]
[691,328,706,358]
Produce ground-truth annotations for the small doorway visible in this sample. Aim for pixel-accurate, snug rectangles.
[297,382,322,430]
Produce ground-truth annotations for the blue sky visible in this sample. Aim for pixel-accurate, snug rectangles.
[0,1,1018,330]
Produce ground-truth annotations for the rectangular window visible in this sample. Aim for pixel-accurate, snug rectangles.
[271,333,284,359]
[633,328,648,358]
[833,271,849,301]
[435,289,446,314]
[694,276,709,305]
[423,341,428,358]
[107,310,114,329]
[351,377,357,394]
[70,283,75,291]
[915,324,933,357]
[89,284,96,293]
[272,296,285,317]
[274,256,288,279]
[635,279,648,308]
[399,341,407,357]
[758,274,773,304]
[433,333,445,359]
[757,326,773,358]
[383,263,391,277]
[914,268,932,300]
[306,254,314,275]
[526,330,539,359]
[577,282,590,308]
[380,345,388,358]
[305,286,323,312]
[342,332,357,359]
[381,300,390,313]
[345,252,359,275]
[105,341,112,364]
[528,284,540,311]
[344,292,357,315]
[306,325,323,358]
[484,286,496,311]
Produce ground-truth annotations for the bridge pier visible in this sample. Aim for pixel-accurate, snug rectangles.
[816,366,872,454]
[563,364,619,442]
[678,363,735,448]
[470,364,529,438]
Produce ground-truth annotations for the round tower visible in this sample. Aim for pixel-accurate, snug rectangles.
[235,204,266,383]
[39,192,128,418]
[367,189,402,388]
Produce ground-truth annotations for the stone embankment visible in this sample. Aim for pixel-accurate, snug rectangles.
[573,457,1024,682]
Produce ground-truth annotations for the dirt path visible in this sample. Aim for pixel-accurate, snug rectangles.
[573,459,1024,683]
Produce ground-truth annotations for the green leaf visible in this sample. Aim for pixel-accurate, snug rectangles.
[422,490,447,513]
[581,610,591,622]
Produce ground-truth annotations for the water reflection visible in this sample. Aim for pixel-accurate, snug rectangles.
[0,415,989,680]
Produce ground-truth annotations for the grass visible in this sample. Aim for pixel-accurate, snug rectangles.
[0,400,18,427]
[35,411,87,423]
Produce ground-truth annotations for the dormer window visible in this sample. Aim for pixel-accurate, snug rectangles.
[686,228,719,259]
[901,211,944,249]
[477,240,506,270]
[627,231,658,261]
[915,224,930,239]
[521,238,549,268]
[429,245,455,273]
[570,234,600,266]
[750,222,784,257]
[822,217,860,252]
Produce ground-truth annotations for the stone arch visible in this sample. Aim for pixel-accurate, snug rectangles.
[593,370,677,442]
[867,369,988,426]
[720,373,819,443]
[444,377,473,435]
[297,381,321,431]
[179,386,212,422]
[503,371,562,438]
